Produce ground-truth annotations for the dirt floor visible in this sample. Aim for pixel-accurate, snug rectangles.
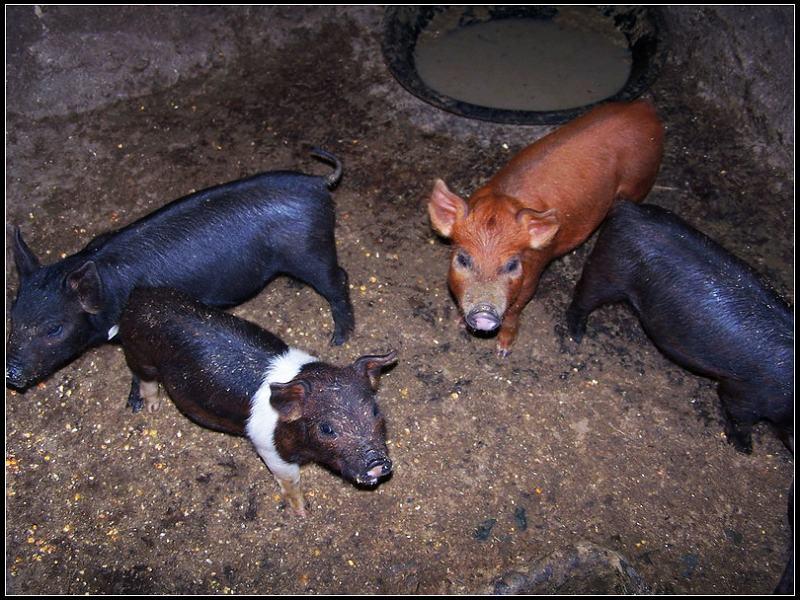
[6,7,794,594]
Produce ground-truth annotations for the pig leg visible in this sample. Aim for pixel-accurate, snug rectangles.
[140,379,164,413]
[274,474,307,517]
[566,260,626,344]
[292,258,355,346]
[496,309,523,358]
[496,275,540,356]
[253,446,307,517]
[717,380,758,454]
[127,375,163,413]
[565,298,597,344]
[326,265,356,346]
[127,376,145,413]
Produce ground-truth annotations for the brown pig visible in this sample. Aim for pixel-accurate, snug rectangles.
[428,100,664,355]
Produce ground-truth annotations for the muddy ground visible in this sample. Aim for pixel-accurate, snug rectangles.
[5,6,794,595]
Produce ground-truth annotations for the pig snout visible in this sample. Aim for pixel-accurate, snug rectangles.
[354,449,393,486]
[365,456,393,479]
[458,282,508,333]
[465,303,502,332]
[6,357,28,390]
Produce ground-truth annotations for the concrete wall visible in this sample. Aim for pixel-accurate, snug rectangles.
[6,5,794,172]
[659,5,793,172]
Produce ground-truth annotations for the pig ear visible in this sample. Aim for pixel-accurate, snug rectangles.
[12,227,41,279]
[517,208,560,250]
[428,179,468,239]
[353,350,398,390]
[65,261,104,314]
[269,380,309,423]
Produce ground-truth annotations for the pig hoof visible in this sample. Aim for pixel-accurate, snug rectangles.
[127,393,144,413]
[723,419,754,454]
[725,432,754,454]
[140,380,163,413]
[277,477,308,517]
[565,309,587,343]
[330,331,349,346]
[565,321,586,344]
[554,323,580,354]
[330,320,354,346]
[285,497,308,518]
[496,346,511,359]
[145,395,163,413]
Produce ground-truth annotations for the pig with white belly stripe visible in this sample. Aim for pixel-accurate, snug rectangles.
[119,287,396,516]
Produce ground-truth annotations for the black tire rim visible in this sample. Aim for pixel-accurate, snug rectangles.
[382,6,668,125]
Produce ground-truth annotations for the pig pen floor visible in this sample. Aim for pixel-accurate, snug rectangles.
[5,8,794,595]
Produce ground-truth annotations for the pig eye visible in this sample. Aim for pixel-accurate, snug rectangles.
[455,250,473,270]
[319,422,337,438]
[502,257,521,275]
[46,324,64,338]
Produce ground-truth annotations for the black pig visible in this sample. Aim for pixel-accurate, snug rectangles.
[119,287,396,516]
[7,149,355,390]
[566,202,793,454]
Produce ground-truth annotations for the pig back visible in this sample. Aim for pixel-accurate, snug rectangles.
[600,203,793,388]
[485,101,664,256]
[96,172,336,311]
[119,287,290,434]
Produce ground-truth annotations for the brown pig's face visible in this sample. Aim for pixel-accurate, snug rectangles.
[448,199,530,332]
[428,179,559,333]
[271,352,397,487]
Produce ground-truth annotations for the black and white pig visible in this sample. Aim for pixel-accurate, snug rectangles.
[119,287,396,516]
[6,149,355,390]
[566,201,793,454]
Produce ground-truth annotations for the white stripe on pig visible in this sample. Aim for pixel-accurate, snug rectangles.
[246,347,316,484]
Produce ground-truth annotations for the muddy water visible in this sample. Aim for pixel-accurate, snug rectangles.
[414,15,632,111]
